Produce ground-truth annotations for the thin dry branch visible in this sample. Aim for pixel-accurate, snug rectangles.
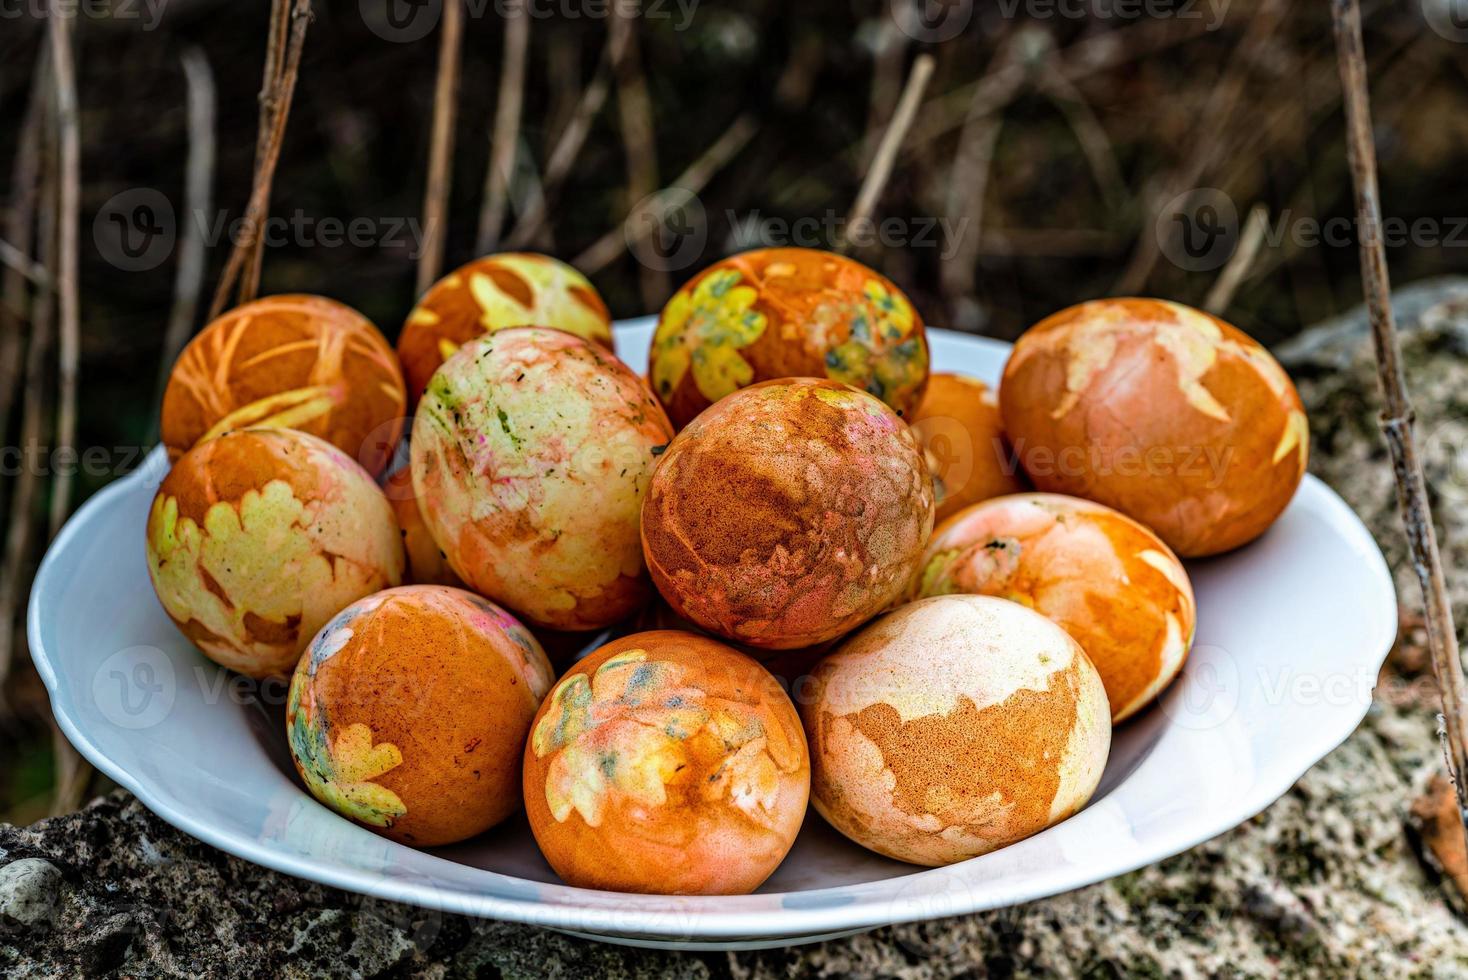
[418,0,463,294]
[208,0,312,321]
[607,8,666,308]
[153,47,217,434]
[860,0,910,171]
[239,0,291,302]
[476,0,530,255]
[839,53,936,255]
[1203,203,1268,314]
[1331,0,1468,839]
[47,0,80,538]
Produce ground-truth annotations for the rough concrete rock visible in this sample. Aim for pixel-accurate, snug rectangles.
[6,281,1468,978]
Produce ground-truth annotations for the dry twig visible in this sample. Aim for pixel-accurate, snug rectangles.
[418,0,463,294]
[476,0,530,255]
[607,8,666,308]
[1203,203,1269,315]
[1332,0,1468,841]
[47,0,80,538]
[239,0,292,303]
[839,54,936,254]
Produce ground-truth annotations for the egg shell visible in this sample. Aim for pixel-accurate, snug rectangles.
[398,253,613,404]
[523,630,809,894]
[161,294,407,478]
[909,372,1029,523]
[803,594,1111,866]
[410,327,673,631]
[286,585,554,846]
[648,247,930,430]
[383,467,464,588]
[914,493,1195,722]
[641,378,935,650]
[145,428,404,678]
[999,298,1308,557]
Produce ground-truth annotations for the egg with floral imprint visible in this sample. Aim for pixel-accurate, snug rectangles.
[524,630,809,894]
[1000,298,1308,557]
[398,252,613,404]
[649,247,929,429]
[802,594,1111,866]
[914,493,1195,722]
[411,327,673,631]
[641,378,934,650]
[161,294,407,477]
[909,372,1028,523]
[287,586,554,846]
[384,467,463,588]
[145,428,404,678]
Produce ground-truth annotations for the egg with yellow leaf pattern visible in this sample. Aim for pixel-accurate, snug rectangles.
[1000,298,1308,557]
[523,630,809,894]
[160,294,407,478]
[286,586,554,846]
[397,252,613,405]
[145,428,404,678]
[648,247,930,430]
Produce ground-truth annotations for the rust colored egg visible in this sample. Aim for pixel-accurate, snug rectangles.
[523,630,809,894]
[161,294,407,478]
[914,493,1195,722]
[999,298,1308,557]
[286,586,554,846]
[145,428,404,679]
[909,372,1028,523]
[383,467,464,588]
[802,594,1111,866]
[641,378,935,650]
[410,327,673,631]
[398,252,613,404]
[648,247,930,429]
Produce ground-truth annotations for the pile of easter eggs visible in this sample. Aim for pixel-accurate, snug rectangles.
[146,245,1308,894]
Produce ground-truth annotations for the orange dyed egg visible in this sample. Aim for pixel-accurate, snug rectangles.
[161,294,407,477]
[145,428,404,678]
[286,586,554,846]
[523,630,809,894]
[648,247,930,429]
[398,252,613,404]
[383,467,463,588]
[914,493,1195,722]
[999,298,1308,556]
[802,594,1111,866]
[641,378,934,650]
[909,372,1028,523]
[410,327,673,631]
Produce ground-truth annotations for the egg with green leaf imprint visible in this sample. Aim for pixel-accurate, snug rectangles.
[286,585,554,846]
[649,247,929,430]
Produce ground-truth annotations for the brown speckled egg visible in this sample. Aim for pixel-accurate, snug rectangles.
[161,294,407,477]
[523,630,809,894]
[909,372,1028,523]
[145,428,404,678]
[999,298,1308,557]
[914,493,1195,722]
[398,252,613,404]
[287,586,554,846]
[648,247,930,429]
[802,594,1111,866]
[383,467,464,588]
[641,378,934,650]
[411,327,674,631]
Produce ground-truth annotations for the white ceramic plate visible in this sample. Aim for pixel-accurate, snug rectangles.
[30,318,1397,951]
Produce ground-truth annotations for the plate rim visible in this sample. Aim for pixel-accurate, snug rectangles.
[28,322,1399,941]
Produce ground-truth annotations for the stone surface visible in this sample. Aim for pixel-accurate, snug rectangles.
[6,282,1468,977]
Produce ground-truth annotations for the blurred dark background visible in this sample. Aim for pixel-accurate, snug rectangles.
[3,0,1467,821]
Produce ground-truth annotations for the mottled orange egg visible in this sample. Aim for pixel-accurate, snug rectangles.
[383,467,463,588]
[411,327,673,631]
[914,493,1195,722]
[803,595,1110,866]
[145,428,404,678]
[398,252,613,403]
[642,378,934,650]
[909,372,1028,523]
[1000,298,1308,557]
[648,247,930,429]
[161,294,407,477]
[523,630,809,894]
[287,586,554,846]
